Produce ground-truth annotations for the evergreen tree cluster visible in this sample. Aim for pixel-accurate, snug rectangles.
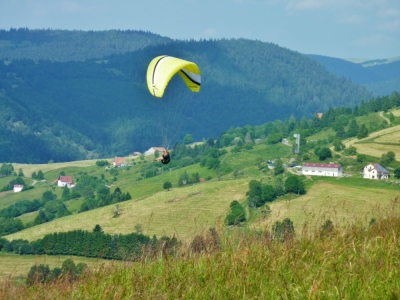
[225,201,246,225]
[26,258,88,286]
[0,163,14,177]
[246,177,306,208]
[0,228,177,261]
[0,28,171,62]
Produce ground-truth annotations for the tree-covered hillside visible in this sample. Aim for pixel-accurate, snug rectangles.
[307,54,400,96]
[0,33,373,163]
[0,28,172,62]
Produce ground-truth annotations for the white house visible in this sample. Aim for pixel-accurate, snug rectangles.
[302,163,343,177]
[58,176,75,188]
[13,184,24,193]
[363,163,389,180]
[144,147,166,156]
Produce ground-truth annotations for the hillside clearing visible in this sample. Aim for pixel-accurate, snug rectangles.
[0,254,124,280]
[254,181,400,230]
[12,159,113,178]
[5,179,249,242]
[344,124,400,158]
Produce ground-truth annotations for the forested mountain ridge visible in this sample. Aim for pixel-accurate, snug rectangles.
[307,54,400,96]
[0,30,373,163]
[0,28,172,62]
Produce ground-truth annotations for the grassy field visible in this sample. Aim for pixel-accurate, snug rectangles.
[3,114,400,297]
[354,143,400,159]
[306,128,335,141]
[0,253,124,280]
[5,178,249,242]
[344,124,400,158]
[12,159,105,178]
[0,181,62,211]
[255,178,400,231]
[2,213,399,299]
[374,127,400,143]
[391,108,400,117]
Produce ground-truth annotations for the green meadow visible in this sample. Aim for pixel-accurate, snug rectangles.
[2,114,400,298]
[0,253,120,280]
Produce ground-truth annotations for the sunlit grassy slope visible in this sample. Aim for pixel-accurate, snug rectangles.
[3,125,400,245]
[0,253,121,279]
[6,179,249,242]
[254,179,400,231]
[344,124,400,158]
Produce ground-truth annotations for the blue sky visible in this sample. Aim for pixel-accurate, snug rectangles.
[1,0,399,59]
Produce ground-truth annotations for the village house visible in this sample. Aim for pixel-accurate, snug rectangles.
[302,163,343,177]
[57,176,75,188]
[363,163,389,180]
[13,184,24,193]
[144,147,166,156]
[315,112,323,119]
[113,157,127,167]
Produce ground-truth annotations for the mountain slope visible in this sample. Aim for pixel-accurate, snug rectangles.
[0,28,172,62]
[0,36,372,163]
[307,54,400,96]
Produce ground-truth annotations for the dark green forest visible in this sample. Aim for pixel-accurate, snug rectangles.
[0,28,172,62]
[0,227,178,261]
[0,29,374,163]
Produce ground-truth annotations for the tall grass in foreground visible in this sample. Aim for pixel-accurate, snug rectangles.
[1,199,400,299]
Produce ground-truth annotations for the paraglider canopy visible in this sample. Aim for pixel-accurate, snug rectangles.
[146,55,201,98]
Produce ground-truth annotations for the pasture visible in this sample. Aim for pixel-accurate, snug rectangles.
[344,124,400,158]
[255,179,400,231]
[0,254,124,280]
[5,179,249,242]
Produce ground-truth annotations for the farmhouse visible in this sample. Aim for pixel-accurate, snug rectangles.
[144,147,166,156]
[302,163,343,177]
[363,163,389,180]
[113,157,126,167]
[13,184,24,193]
[58,176,75,188]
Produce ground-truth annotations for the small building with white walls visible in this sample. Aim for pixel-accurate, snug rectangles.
[302,163,343,177]
[58,176,75,188]
[363,163,389,180]
[13,184,24,193]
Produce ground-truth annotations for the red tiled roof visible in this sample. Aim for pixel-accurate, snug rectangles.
[59,176,73,183]
[303,163,341,168]
[114,157,126,166]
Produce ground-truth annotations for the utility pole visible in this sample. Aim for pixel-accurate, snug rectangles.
[293,134,300,154]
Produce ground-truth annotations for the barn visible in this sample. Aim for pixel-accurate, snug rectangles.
[302,163,343,177]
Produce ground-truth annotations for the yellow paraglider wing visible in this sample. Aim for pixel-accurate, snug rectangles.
[146,55,201,98]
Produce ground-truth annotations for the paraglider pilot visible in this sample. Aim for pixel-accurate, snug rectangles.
[155,150,170,164]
